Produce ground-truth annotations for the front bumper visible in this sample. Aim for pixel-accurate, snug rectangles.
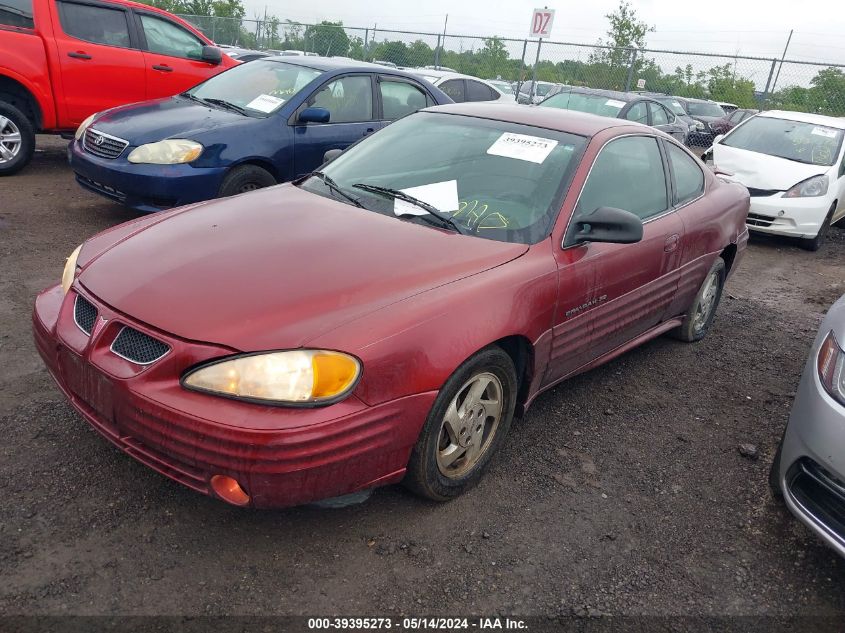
[746,194,831,239]
[69,139,227,213]
[33,283,435,508]
[777,348,845,558]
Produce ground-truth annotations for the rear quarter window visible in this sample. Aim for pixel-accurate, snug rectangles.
[0,0,34,28]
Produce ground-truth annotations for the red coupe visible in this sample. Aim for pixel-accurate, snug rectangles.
[34,104,750,508]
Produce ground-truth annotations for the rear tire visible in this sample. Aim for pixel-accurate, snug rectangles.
[404,347,517,501]
[671,257,725,343]
[218,164,276,198]
[799,203,835,251]
[0,101,35,176]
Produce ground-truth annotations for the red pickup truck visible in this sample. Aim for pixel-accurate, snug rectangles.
[0,0,236,175]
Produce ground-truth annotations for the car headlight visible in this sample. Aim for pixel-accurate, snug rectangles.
[61,244,83,294]
[182,350,361,405]
[818,331,845,406]
[694,120,705,130]
[75,113,98,141]
[127,139,203,165]
[784,174,829,198]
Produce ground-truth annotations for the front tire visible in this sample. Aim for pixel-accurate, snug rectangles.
[218,164,276,198]
[799,203,835,251]
[404,347,517,501]
[0,101,35,176]
[671,256,726,343]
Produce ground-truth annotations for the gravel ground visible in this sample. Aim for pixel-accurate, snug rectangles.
[1,137,844,622]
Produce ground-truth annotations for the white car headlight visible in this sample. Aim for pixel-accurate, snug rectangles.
[784,174,829,198]
[694,120,705,130]
[74,114,98,141]
[61,244,83,294]
[127,139,203,165]
[818,331,845,406]
[182,350,361,405]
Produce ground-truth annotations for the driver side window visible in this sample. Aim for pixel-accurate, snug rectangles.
[307,75,374,123]
[574,136,668,223]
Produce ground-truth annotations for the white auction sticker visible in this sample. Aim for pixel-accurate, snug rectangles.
[605,99,626,109]
[394,180,459,216]
[811,126,838,138]
[245,94,285,113]
[487,132,558,164]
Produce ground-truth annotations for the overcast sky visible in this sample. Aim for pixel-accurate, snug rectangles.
[241,0,845,65]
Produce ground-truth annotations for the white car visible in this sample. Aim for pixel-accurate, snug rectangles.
[411,70,515,103]
[711,110,845,250]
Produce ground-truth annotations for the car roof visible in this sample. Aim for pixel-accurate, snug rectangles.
[422,103,642,136]
[262,55,422,77]
[559,87,641,102]
[758,110,845,129]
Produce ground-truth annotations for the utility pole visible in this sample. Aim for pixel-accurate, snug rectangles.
[437,14,448,70]
[769,29,793,97]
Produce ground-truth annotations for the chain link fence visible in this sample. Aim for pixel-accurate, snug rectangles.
[178,15,845,116]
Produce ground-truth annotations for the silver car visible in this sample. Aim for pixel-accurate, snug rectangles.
[771,294,845,557]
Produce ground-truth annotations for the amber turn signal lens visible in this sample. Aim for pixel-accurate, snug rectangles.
[210,475,250,506]
[311,352,360,399]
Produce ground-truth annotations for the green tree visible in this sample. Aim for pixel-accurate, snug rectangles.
[809,67,845,115]
[478,37,508,78]
[590,0,653,69]
[370,40,410,66]
[304,21,349,56]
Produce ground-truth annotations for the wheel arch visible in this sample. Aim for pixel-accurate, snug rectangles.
[719,243,737,275]
[492,335,534,418]
[0,75,43,130]
[228,158,280,182]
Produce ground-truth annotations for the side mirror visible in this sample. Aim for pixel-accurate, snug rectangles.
[569,207,643,245]
[713,134,725,145]
[201,45,223,65]
[299,107,330,124]
[323,148,343,163]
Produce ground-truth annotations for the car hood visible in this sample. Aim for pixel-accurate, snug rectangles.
[693,115,723,124]
[92,97,248,145]
[78,185,528,351]
[712,143,828,191]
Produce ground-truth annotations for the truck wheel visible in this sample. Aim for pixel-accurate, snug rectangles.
[0,102,35,176]
[218,165,276,198]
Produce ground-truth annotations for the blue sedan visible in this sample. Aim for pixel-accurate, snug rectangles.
[69,57,452,212]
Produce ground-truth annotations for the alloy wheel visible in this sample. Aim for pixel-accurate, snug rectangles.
[436,372,503,478]
[0,116,22,164]
[692,270,719,334]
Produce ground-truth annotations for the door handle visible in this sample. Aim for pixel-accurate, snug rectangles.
[363,128,375,136]
[67,51,92,60]
[152,64,173,72]
[664,234,680,253]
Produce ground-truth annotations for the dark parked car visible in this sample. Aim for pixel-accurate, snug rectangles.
[69,57,451,212]
[539,88,688,144]
[643,95,698,144]
[668,97,727,145]
[37,104,749,508]
[710,108,759,135]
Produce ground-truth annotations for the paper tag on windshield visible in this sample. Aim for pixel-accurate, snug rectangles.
[487,133,558,164]
[245,94,285,113]
[812,126,837,138]
[605,99,626,108]
[394,180,459,217]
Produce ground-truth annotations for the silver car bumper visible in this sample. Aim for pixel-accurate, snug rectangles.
[778,328,845,558]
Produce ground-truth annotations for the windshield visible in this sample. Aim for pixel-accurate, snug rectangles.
[722,116,844,166]
[541,92,625,117]
[299,112,587,244]
[686,101,725,118]
[491,82,514,95]
[186,60,322,116]
[535,83,554,96]
[656,98,686,116]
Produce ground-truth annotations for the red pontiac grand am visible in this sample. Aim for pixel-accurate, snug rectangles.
[34,104,750,508]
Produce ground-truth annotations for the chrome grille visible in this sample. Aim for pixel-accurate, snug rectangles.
[111,327,170,365]
[73,295,97,334]
[83,128,129,159]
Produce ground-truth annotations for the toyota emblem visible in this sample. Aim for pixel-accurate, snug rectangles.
[93,134,105,146]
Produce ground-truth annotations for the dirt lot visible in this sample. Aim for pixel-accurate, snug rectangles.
[1,136,844,621]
